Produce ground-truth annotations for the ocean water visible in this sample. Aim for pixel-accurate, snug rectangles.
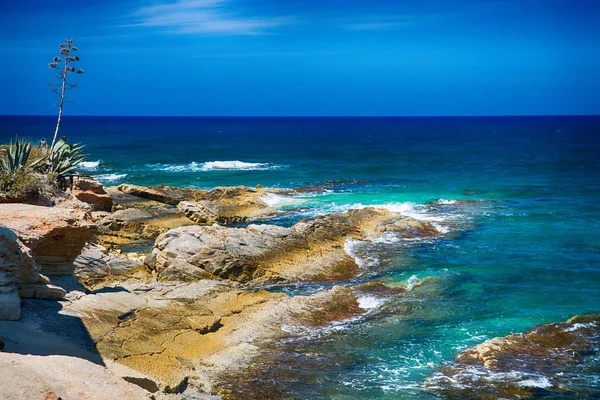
[2,115,600,398]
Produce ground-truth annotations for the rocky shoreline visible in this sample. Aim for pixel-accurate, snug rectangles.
[1,180,597,399]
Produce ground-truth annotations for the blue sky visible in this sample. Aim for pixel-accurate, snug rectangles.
[2,0,599,116]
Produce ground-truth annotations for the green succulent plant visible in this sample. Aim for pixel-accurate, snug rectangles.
[49,138,87,177]
[0,138,44,175]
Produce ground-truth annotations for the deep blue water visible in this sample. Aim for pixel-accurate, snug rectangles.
[2,115,600,398]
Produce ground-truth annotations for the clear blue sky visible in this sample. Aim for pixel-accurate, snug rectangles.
[2,0,599,116]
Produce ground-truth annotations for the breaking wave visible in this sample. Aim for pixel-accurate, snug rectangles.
[147,160,281,172]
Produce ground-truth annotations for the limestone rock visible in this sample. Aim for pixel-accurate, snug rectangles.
[147,208,405,284]
[0,204,96,276]
[95,206,193,249]
[0,353,153,400]
[0,227,66,319]
[74,243,147,289]
[424,314,600,399]
[379,217,440,237]
[177,186,279,225]
[59,280,365,393]
[73,177,113,211]
[118,184,206,205]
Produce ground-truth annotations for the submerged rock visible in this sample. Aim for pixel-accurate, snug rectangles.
[146,207,439,284]
[424,314,600,399]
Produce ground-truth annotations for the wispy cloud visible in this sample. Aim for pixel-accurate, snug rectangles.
[342,15,434,31]
[127,0,289,35]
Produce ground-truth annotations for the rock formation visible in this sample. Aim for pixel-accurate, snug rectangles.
[73,177,114,211]
[59,280,366,394]
[95,207,193,249]
[146,207,440,284]
[424,314,600,399]
[0,227,67,320]
[117,184,207,205]
[74,243,148,289]
[177,186,282,225]
[0,204,96,276]
[0,353,156,400]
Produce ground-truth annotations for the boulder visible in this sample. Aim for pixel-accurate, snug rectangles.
[0,204,97,276]
[74,243,147,289]
[424,314,600,399]
[73,177,113,211]
[146,208,424,284]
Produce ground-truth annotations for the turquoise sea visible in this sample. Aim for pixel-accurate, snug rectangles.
[2,115,600,398]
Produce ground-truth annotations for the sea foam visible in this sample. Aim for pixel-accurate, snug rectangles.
[148,160,280,172]
[261,193,307,208]
[80,160,101,170]
[358,295,385,310]
[95,173,127,182]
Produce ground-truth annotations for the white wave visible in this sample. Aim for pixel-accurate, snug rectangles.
[80,160,101,170]
[370,233,402,244]
[261,193,307,208]
[95,173,127,182]
[563,322,597,332]
[406,275,420,291]
[432,222,450,234]
[344,238,379,268]
[325,202,448,222]
[148,160,279,172]
[201,160,276,171]
[358,295,385,310]
[436,199,458,205]
[518,376,552,388]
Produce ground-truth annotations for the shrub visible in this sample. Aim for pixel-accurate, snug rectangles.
[0,169,54,204]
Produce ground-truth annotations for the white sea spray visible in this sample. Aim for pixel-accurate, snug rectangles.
[143,160,282,172]
[80,160,101,170]
[94,173,127,182]
[357,295,385,310]
[261,193,307,208]
[406,275,420,291]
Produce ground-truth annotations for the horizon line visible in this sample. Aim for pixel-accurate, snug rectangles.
[2,113,600,118]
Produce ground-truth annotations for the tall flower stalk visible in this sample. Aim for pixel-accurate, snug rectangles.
[48,38,84,151]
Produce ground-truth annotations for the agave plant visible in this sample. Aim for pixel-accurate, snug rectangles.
[48,138,87,180]
[0,138,44,175]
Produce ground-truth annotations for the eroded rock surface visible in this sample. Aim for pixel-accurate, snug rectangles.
[74,243,149,289]
[118,184,207,206]
[0,204,96,276]
[0,227,66,320]
[147,207,441,284]
[73,177,113,211]
[95,206,193,249]
[424,314,600,399]
[0,353,153,400]
[57,280,365,394]
[177,186,284,225]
